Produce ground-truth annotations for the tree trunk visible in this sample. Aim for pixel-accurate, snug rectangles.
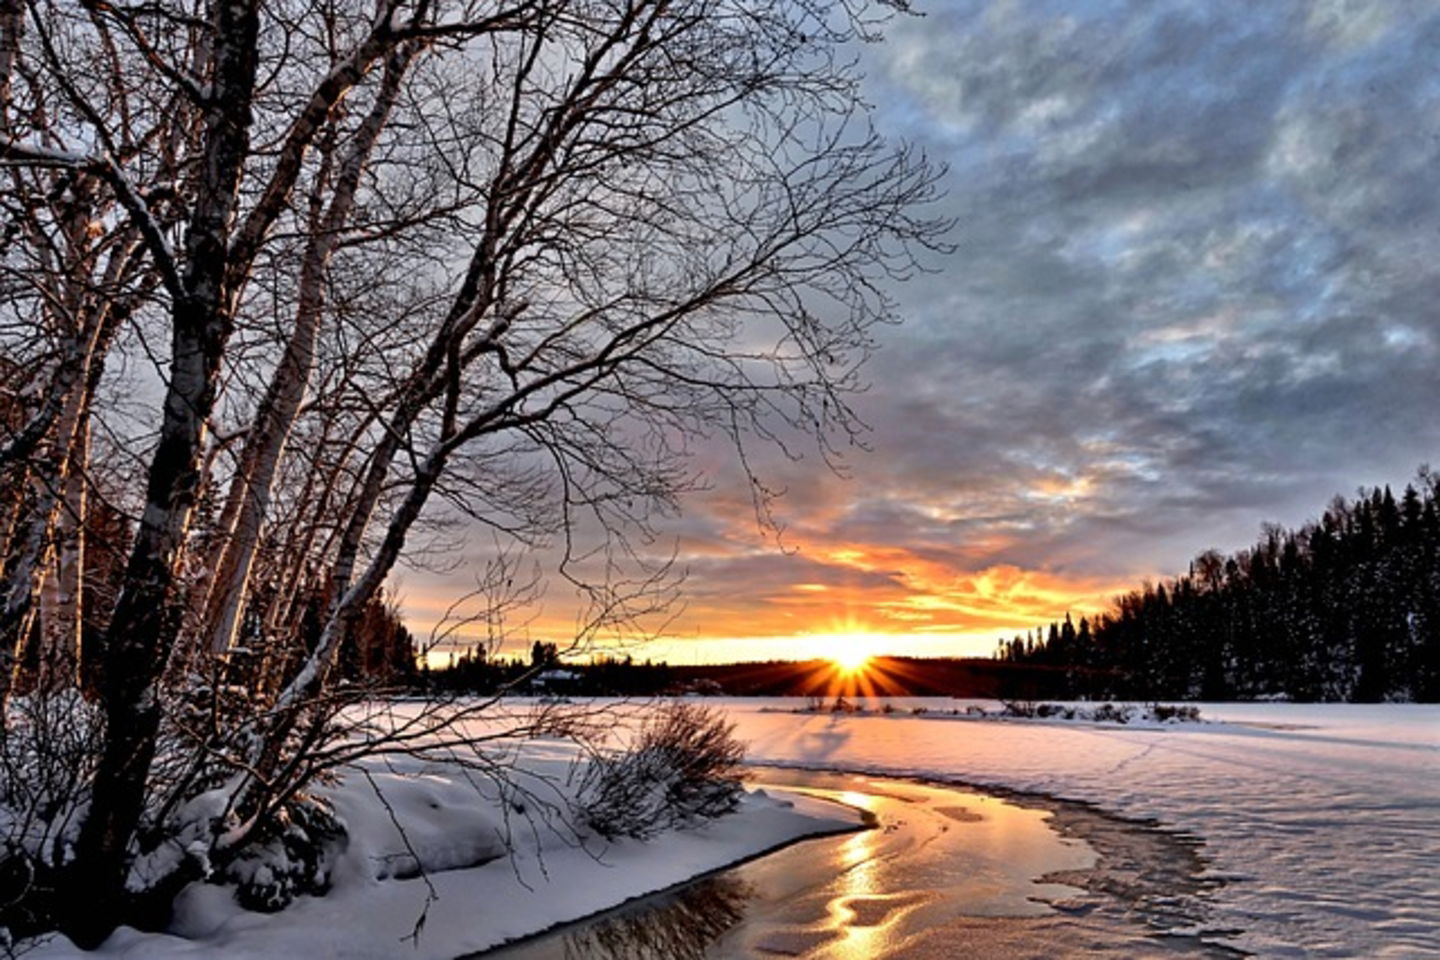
[0,466,57,698]
[66,1,263,944]
[237,448,447,820]
[202,44,414,658]
[0,333,99,706]
[37,412,86,691]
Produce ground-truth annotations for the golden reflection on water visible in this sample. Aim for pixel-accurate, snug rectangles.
[488,770,1105,960]
[752,773,1098,958]
[831,817,884,959]
[823,786,928,959]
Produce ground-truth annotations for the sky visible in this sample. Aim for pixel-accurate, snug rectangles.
[403,0,1440,664]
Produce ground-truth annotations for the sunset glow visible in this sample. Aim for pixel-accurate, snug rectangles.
[827,636,875,673]
[402,546,1132,665]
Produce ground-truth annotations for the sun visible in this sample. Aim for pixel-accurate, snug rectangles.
[828,635,874,673]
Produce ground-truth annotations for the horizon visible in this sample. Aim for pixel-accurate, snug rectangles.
[408,463,1433,667]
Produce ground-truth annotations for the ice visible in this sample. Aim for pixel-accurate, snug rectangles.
[24,699,1437,958]
[723,698,1440,957]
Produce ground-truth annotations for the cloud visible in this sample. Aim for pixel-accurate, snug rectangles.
[404,0,1440,661]
[830,0,1440,560]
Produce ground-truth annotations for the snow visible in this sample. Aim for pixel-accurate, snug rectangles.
[141,790,851,959]
[23,699,1438,958]
[770,697,1205,726]
[721,698,1440,958]
[0,140,98,167]
[28,723,859,960]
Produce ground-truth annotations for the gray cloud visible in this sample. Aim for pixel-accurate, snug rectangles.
[784,0,1440,578]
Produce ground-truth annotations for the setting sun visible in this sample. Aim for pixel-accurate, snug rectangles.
[828,635,875,673]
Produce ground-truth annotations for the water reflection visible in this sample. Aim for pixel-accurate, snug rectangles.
[829,823,893,960]
[552,873,752,960]
[488,769,1233,959]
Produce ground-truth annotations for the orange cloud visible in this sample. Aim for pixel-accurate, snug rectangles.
[396,474,1149,665]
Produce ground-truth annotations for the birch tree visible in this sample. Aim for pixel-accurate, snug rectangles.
[0,0,947,944]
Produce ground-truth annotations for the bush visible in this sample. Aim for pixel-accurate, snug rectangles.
[1150,704,1202,723]
[578,703,745,841]
[1091,702,1136,724]
[223,799,344,912]
[995,700,1201,724]
[0,692,105,938]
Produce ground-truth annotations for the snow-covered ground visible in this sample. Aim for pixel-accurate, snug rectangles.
[27,717,858,960]
[723,698,1440,958]
[26,699,1438,958]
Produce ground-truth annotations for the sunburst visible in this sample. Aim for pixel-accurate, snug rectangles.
[828,635,874,673]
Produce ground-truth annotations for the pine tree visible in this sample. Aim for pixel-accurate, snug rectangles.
[1003,467,1439,702]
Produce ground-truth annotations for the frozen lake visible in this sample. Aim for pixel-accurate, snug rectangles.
[34,699,1434,958]
[488,766,1238,958]
[719,699,1440,957]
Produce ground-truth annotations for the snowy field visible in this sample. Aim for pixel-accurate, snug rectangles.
[723,698,1440,958]
[29,712,860,960]
[27,699,1438,958]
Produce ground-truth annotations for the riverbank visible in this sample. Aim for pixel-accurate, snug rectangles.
[491,767,1242,959]
[27,699,1437,957]
[26,722,861,960]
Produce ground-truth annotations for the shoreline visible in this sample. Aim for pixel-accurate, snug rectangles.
[481,765,1243,958]
[469,789,872,958]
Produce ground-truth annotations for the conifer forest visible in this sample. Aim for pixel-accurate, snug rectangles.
[999,469,1440,702]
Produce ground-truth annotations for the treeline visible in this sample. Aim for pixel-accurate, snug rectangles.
[423,643,680,697]
[998,469,1440,702]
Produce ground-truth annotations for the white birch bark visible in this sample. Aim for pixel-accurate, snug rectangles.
[36,399,87,691]
[203,44,416,657]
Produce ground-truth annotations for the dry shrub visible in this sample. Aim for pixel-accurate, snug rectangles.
[579,703,745,841]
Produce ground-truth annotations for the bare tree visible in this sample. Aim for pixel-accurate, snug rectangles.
[0,0,947,945]
[0,0,166,705]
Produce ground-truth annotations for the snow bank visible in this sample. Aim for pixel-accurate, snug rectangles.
[722,698,1440,958]
[28,725,858,959]
[771,697,1205,726]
